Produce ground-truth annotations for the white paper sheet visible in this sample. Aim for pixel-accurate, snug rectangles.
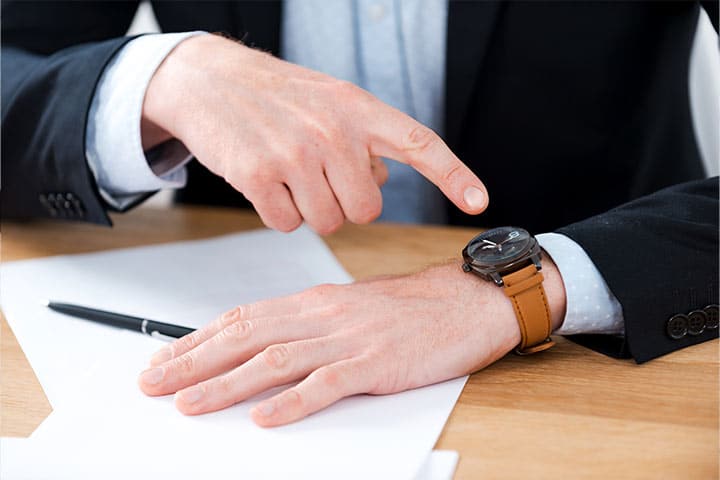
[1,227,466,479]
[415,450,460,480]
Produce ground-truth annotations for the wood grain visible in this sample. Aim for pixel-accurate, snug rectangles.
[1,205,717,479]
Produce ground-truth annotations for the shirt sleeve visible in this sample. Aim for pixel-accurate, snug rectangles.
[536,232,625,335]
[85,32,206,210]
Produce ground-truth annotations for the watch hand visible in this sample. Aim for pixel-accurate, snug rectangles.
[481,239,499,250]
[499,231,520,246]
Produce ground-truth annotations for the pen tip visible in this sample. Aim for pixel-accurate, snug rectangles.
[42,299,50,307]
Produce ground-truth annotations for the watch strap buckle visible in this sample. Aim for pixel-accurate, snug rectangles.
[514,337,555,355]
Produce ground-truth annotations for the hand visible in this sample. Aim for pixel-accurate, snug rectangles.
[138,258,565,427]
[141,34,488,234]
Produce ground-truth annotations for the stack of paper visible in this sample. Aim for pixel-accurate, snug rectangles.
[1,227,463,479]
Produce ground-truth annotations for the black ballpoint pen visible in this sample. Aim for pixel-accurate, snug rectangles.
[45,300,196,341]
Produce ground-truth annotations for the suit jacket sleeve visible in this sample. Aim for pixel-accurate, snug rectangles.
[557,177,719,363]
[1,1,140,224]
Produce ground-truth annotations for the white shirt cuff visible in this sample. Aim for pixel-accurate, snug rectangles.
[85,32,206,210]
[536,232,625,335]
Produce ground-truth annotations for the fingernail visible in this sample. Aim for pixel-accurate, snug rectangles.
[463,186,485,211]
[140,367,164,385]
[256,401,275,417]
[150,347,172,365]
[178,386,204,404]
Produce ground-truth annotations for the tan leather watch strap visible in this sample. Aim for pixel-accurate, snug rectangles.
[502,264,555,355]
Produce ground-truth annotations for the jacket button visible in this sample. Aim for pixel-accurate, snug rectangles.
[704,305,719,329]
[39,193,56,216]
[69,194,85,217]
[666,314,688,340]
[686,310,707,336]
[41,193,58,217]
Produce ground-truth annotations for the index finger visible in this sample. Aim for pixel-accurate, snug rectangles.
[365,105,488,214]
[148,296,303,366]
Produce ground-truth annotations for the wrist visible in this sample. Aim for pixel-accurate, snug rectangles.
[141,34,215,150]
[142,34,261,150]
[454,237,567,358]
[438,262,522,362]
[540,250,567,332]
[141,51,181,149]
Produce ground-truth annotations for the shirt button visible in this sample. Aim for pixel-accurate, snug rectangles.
[368,3,386,21]
[686,310,707,336]
[704,305,719,329]
[666,314,688,340]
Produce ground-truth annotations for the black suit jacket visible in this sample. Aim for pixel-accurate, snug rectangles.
[2,1,718,362]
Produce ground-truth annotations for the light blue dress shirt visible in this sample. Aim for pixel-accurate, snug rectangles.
[85,0,624,336]
[283,0,448,224]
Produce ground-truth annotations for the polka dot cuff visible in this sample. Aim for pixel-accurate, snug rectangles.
[536,232,625,335]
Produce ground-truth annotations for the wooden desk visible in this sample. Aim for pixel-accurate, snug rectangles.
[2,206,718,479]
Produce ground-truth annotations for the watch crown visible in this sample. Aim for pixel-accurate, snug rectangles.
[462,263,472,273]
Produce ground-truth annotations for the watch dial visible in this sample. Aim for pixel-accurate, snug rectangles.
[467,227,532,264]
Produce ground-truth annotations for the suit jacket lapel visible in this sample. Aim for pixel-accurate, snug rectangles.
[445,1,505,147]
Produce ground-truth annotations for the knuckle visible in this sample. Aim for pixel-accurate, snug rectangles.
[299,283,338,312]
[300,283,341,312]
[275,221,301,233]
[305,124,336,147]
[283,388,304,409]
[441,163,463,185]
[220,306,244,326]
[321,124,342,144]
[333,80,374,115]
[315,215,344,235]
[309,283,335,298]
[313,223,331,236]
[175,333,196,354]
[350,197,382,224]
[217,375,235,394]
[316,365,342,390]
[222,319,254,342]
[274,213,303,233]
[173,353,196,375]
[333,80,361,100]
[402,125,439,158]
[241,165,274,188]
[263,343,292,372]
[322,301,348,318]
[256,202,299,233]
[286,142,311,167]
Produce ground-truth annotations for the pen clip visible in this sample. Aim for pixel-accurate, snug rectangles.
[150,331,176,342]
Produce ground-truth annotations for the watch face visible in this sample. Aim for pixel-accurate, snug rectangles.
[466,227,533,266]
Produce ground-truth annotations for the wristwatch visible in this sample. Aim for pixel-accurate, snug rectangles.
[461,226,555,355]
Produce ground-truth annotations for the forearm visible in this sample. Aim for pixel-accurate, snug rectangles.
[1,0,143,222]
[1,39,133,223]
[558,177,719,362]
